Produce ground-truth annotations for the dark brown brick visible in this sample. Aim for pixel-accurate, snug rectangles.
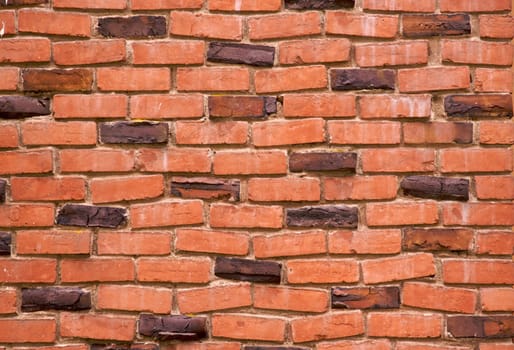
[0,179,5,202]
[209,95,277,118]
[447,316,514,338]
[91,344,158,350]
[285,0,354,9]
[22,69,93,92]
[99,122,169,144]
[0,96,50,119]
[56,204,127,228]
[21,287,91,312]
[0,232,11,256]
[403,228,473,252]
[1,0,47,5]
[245,347,310,350]
[138,314,207,341]
[289,152,357,172]
[215,257,281,283]
[98,16,167,38]
[332,287,400,309]
[207,42,275,67]
[286,205,358,228]
[171,177,240,201]
[403,14,471,37]
[445,95,513,118]
[401,176,469,201]
[331,69,395,91]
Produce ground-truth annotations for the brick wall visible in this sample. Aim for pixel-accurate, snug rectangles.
[0,0,513,349]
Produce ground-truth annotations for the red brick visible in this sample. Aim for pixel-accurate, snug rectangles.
[328,121,400,145]
[97,285,172,314]
[61,258,134,282]
[132,40,204,65]
[0,68,19,91]
[248,177,320,202]
[476,231,514,255]
[324,176,397,200]
[442,40,512,66]
[363,0,436,12]
[213,151,286,175]
[53,94,128,119]
[475,176,514,200]
[132,0,202,9]
[362,149,435,173]
[91,175,164,203]
[175,228,249,255]
[170,11,242,40]
[279,39,350,65]
[97,231,171,255]
[440,0,511,12]
[318,340,392,350]
[368,312,441,338]
[359,94,431,119]
[54,0,126,8]
[130,94,203,119]
[211,314,286,342]
[177,67,249,92]
[254,65,327,93]
[60,149,135,173]
[397,343,471,350]
[177,284,252,313]
[253,230,326,258]
[480,345,514,350]
[0,289,16,314]
[479,121,514,144]
[209,0,281,11]
[21,121,96,146]
[167,343,241,350]
[356,42,428,67]
[326,12,398,38]
[0,259,56,283]
[0,123,19,148]
[248,12,321,40]
[403,122,473,144]
[130,200,204,228]
[443,203,514,226]
[60,312,135,341]
[440,149,512,173]
[480,288,514,311]
[0,150,53,175]
[291,311,364,343]
[97,67,170,91]
[254,285,328,313]
[362,253,435,284]
[443,259,514,284]
[210,203,283,229]
[0,319,56,343]
[137,258,211,283]
[16,230,90,255]
[18,9,90,37]
[287,259,359,284]
[0,204,54,227]
[253,119,324,147]
[0,11,16,36]
[366,202,438,226]
[402,282,477,313]
[53,40,125,65]
[475,69,512,92]
[328,229,401,254]
[398,67,470,92]
[479,15,514,38]
[136,148,211,173]
[0,38,51,63]
[403,228,473,252]
[283,94,356,118]
[176,121,247,145]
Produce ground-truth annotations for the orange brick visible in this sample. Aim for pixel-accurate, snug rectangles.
[60,149,135,173]
[0,150,53,175]
[177,67,249,92]
[130,200,204,228]
[287,259,359,284]
[328,121,401,145]
[440,149,513,173]
[132,40,204,65]
[252,119,325,146]
[440,0,511,12]
[279,39,351,65]
[175,229,249,255]
[328,229,401,254]
[91,175,164,203]
[11,177,85,201]
[16,230,91,255]
[167,343,242,350]
[443,259,514,284]
[0,11,16,36]
[18,9,90,37]
[130,94,204,119]
[363,0,436,12]
[248,12,321,40]
[475,176,514,200]
[403,122,473,144]
[403,282,477,313]
[175,121,248,145]
[253,230,326,258]
[480,288,514,311]
[53,40,125,65]
[479,15,514,38]
[480,345,514,350]
[0,259,56,283]
[397,343,471,350]
[359,94,431,119]
[291,311,364,343]
[0,204,54,227]
[248,177,320,202]
[368,312,441,338]
[362,253,435,284]
[0,289,16,314]
[177,284,252,313]
[366,202,438,226]
[53,94,128,119]
[97,231,171,255]
[170,11,242,40]
[137,148,211,173]
[137,258,211,283]
[356,41,428,67]
[213,151,287,175]
[210,203,283,229]
[479,121,514,144]
[361,149,435,173]
[476,231,514,255]
[97,67,170,91]
[254,285,328,313]
[0,38,51,63]
[326,12,398,38]
[209,0,281,11]
[97,285,172,314]
[0,123,19,148]
[212,314,286,342]
[283,93,356,118]
[21,121,96,146]
[398,67,470,92]
[61,258,134,282]
[0,319,56,343]
[54,0,126,8]
[324,176,398,201]
[443,203,514,226]
[60,313,135,341]
[0,68,19,91]
[475,69,512,92]
[132,0,203,9]
[254,65,327,93]
[442,40,512,66]
[318,340,392,350]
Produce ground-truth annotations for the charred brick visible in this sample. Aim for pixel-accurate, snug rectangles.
[286,205,358,228]
[447,316,514,338]
[445,95,513,118]
[56,204,127,228]
[207,42,275,67]
[209,96,277,118]
[1,0,47,5]
[289,152,357,172]
[215,257,281,283]
[91,344,158,350]
[0,96,50,119]
[98,16,167,38]
[0,179,5,202]
[285,0,354,9]
[332,287,400,309]
[0,232,11,256]
[171,177,240,201]
[100,122,169,144]
[401,176,469,201]
[403,14,471,37]
[138,314,207,341]
[21,287,91,312]
[22,69,93,92]
[403,228,473,252]
[331,69,395,91]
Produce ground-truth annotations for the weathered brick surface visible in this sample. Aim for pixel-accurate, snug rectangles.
[209,96,276,118]
[98,16,167,38]
[445,95,513,118]
[215,257,281,283]
[138,314,207,341]
[447,316,514,338]
[331,69,395,90]
[289,152,357,172]
[286,205,358,228]
[402,14,471,37]
[207,42,275,67]
[403,228,473,252]
[56,204,127,228]
[0,96,50,118]
[332,287,400,309]
[21,287,91,312]
[99,122,169,144]
[0,232,11,255]
[400,176,469,201]
[171,177,240,201]
[22,69,92,92]
[285,0,354,9]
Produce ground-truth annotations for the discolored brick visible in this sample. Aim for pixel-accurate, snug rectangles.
[331,69,395,91]
[171,177,240,201]
[1,0,48,5]
[99,122,169,144]
[21,287,91,312]
[403,228,473,252]
[445,95,513,118]
[91,344,158,350]
[98,16,167,38]
[56,204,127,228]
[215,257,281,284]
[402,14,470,37]
[207,42,275,67]
[138,314,207,341]
[400,176,469,201]
[332,287,400,310]
[209,96,277,118]
[286,205,358,228]
[447,316,514,338]
[289,152,357,172]
[0,232,11,256]
[0,180,5,203]
[0,96,50,119]
[285,0,354,9]
[22,69,92,92]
